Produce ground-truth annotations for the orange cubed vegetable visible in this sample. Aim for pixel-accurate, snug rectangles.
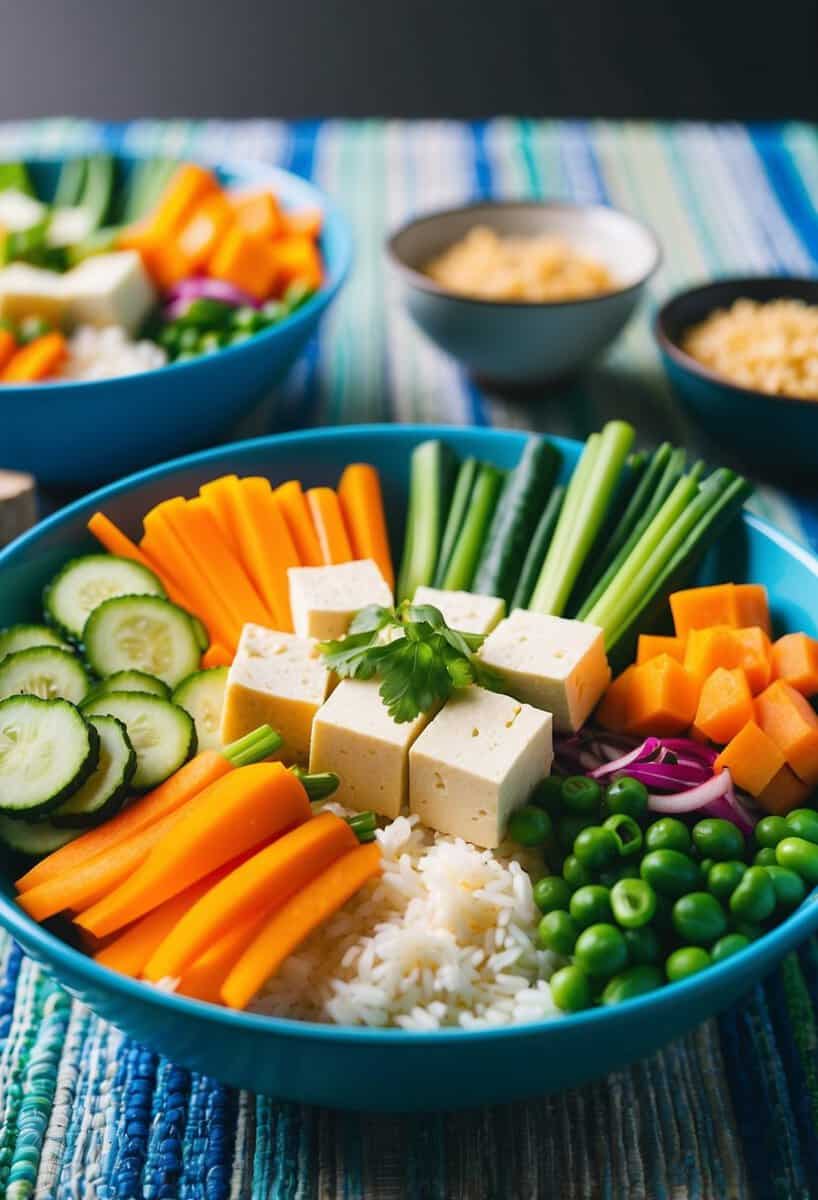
[714,720,786,797]
[624,655,700,738]
[734,584,771,636]
[771,632,818,698]
[732,627,772,694]
[2,332,67,383]
[232,191,283,239]
[178,194,234,269]
[147,163,219,240]
[755,680,818,786]
[692,667,754,745]
[636,634,686,666]
[0,329,18,371]
[595,666,637,733]
[281,208,323,239]
[684,626,771,694]
[272,236,322,293]
[670,584,739,637]
[209,227,278,301]
[140,239,196,290]
[756,764,813,816]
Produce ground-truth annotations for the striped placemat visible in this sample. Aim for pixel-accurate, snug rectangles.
[1,118,818,1198]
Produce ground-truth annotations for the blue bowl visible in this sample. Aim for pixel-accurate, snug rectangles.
[1,155,352,488]
[1,424,818,1112]
[655,276,818,477]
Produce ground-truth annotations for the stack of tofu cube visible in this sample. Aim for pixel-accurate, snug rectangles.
[220,570,611,850]
[0,251,156,336]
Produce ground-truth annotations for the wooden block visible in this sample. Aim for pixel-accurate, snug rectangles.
[0,470,36,548]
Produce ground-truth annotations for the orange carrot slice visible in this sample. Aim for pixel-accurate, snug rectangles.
[2,332,66,382]
[226,476,299,631]
[274,481,323,566]
[146,163,219,240]
[87,512,193,611]
[281,208,323,239]
[176,912,266,1003]
[0,329,18,371]
[306,488,353,564]
[94,873,219,978]
[198,476,242,553]
[338,463,394,591]
[221,842,381,1010]
[201,643,233,669]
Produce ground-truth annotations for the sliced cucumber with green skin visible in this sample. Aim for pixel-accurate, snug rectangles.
[0,696,99,820]
[172,667,227,752]
[511,485,565,611]
[0,647,90,705]
[82,670,170,708]
[0,815,77,857]
[440,464,505,592]
[84,691,196,790]
[44,555,166,641]
[191,616,210,653]
[433,457,478,588]
[83,596,201,689]
[397,440,458,602]
[52,715,136,828]
[0,624,70,661]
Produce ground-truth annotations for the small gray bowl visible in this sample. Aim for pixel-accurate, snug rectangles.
[387,201,661,385]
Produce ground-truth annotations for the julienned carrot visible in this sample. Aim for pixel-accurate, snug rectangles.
[15,726,281,893]
[0,329,17,371]
[198,476,241,553]
[75,762,312,939]
[201,643,233,669]
[2,332,66,382]
[274,481,323,566]
[338,464,394,591]
[143,811,356,981]
[87,512,194,612]
[306,488,353,564]
[221,842,382,1010]
[94,873,219,978]
[176,912,266,1002]
[228,476,299,630]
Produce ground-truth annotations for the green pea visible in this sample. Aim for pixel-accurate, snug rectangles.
[560,775,602,815]
[604,776,649,819]
[698,858,715,876]
[640,849,701,898]
[666,946,711,982]
[603,813,643,857]
[765,865,806,911]
[530,775,564,814]
[729,866,776,922]
[177,327,200,352]
[692,818,745,862]
[550,964,592,1012]
[776,836,818,885]
[179,297,232,329]
[159,324,182,352]
[610,878,657,929]
[228,330,254,346]
[533,875,573,914]
[711,933,750,964]
[754,815,789,849]
[573,825,619,870]
[569,885,613,928]
[173,350,199,362]
[231,304,266,332]
[706,860,747,902]
[574,923,629,979]
[283,278,316,310]
[672,892,728,946]
[754,847,778,867]
[601,965,664,1005]
[199,330,226,355]
[785,809,818,845]
[562,854,593,889]
[624,925,662,965]
[261,299,287,324]
[645,817,692,855]
[507,805,552,846]
[536,910,579,956]
[558,814,595,851]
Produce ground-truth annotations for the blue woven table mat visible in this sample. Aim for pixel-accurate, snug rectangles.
[2,118,818,1199]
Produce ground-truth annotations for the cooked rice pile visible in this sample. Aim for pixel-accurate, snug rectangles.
[251,812,561,1030]
[682,298,818,400]
[424,226,613,303]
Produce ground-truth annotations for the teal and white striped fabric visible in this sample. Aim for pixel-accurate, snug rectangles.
[1,119,818,1199]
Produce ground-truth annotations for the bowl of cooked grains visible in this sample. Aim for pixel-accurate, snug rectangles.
[387,201,660,384]
[656,277,818,475]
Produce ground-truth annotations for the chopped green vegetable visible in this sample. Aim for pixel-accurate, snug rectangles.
[433,456,478,587]
[510,484,565,610]
[440,463,504,591]
[397,441,458,602]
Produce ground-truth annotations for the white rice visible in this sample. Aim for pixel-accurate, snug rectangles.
[250,811,562,1030]
[59,324,167,381]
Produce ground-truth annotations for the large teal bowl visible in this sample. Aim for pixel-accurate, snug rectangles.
[0,156,352,487]
[1,424,817,1112]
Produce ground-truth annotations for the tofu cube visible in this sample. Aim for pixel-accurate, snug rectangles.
[0,263,66,326]
[62,250,156,335]
[220,624,332,764]
[409,688,553,849]
[309,679,433,817]
[413,586,505,635]
[479,610,611,733]
[288,559,393,642]
[47,206,95,248]
[0,189,46,233]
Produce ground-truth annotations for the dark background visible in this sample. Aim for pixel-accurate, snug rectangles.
[1,1,817,121]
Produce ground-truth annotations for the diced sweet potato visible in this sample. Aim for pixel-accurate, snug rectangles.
[140,239,195,290]
[756,764,813,816]
[734,584,771,636]
[755,680,818,786]
[232,191,283,239]
[595,666,637,734]
[714,720,786,797]
[178,194,234,269]
[684,626,770,694]
[209,227,279,301]
[670,584,739,637]
[693,667,754,745]
[771,632,818,698]
[636,634,686,665]
[624,655,699,738]
[273,236,322,293]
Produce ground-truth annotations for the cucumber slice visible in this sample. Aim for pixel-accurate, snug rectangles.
[83,596,200,689]
[191,616,210,652]
[45,555,166,641]
[0,624,70,661]
[0,696,99,819]
[82,669,170,707]
[52,715,136,828]
[0,815,77,857]
[172,667,227,752]
[84,691,196,790]
[0,647,90,705]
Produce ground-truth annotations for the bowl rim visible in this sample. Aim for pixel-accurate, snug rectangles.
[654,275,818,410]
[0,154,354,396]
[2,422,818,1045]
[386,199,662,311]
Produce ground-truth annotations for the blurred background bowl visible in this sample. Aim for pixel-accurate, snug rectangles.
[1,155,352,489]
[655,276,818,477]
[387,200,660,386]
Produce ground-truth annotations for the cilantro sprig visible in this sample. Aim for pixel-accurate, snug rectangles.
[319,602,507,723]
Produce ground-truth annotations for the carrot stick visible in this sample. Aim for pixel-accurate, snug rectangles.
[338,464,395,591]
[143,811,356,981]
[87,511,195,612]
[2,332,66,383]
[176,911,266,1003]
[0,329,18,372]
[198,476,242,554]
[74,762,312,939]
[221,842,382,1010]
[227,476,299,631]
[274,481,323,567]
[306,487,353,564]
[201,643,233,669]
